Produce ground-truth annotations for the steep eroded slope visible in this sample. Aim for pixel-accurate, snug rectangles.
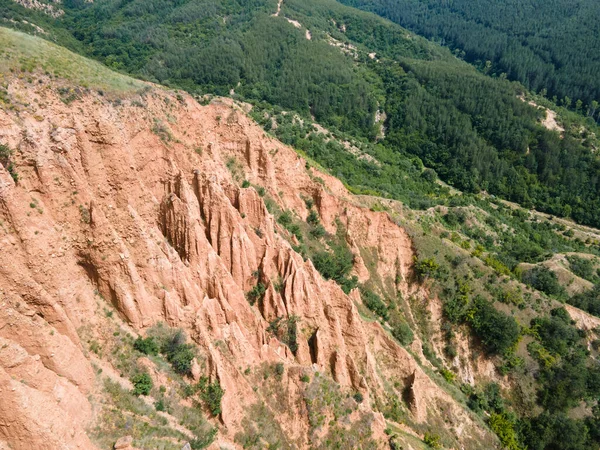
[0,29,496,450]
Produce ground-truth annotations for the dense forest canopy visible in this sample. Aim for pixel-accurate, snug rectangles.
[338,0,600,115]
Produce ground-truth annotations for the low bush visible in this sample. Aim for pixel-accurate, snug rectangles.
[161,330,196,376]
[359,286,388,320]
[391,321,414,346]
[0,144,18,182]
[131,372,153,396]
[469,296,520,355]
[198,377,224,416]
[521,266,565,298]
[307,210,320,226]
[246,282,266,306]
[566,255,597,282]
[312,247,357,294]
[569,284,600,317]
[488,413,521,450]
[309,223,326,238]
[414,257,448,282]
[267,316,299,353]
[134,336,159,355]
[423,432,441,449]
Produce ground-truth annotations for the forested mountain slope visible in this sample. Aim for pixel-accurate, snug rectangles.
[338,0,600,114]
[2,0,600,228]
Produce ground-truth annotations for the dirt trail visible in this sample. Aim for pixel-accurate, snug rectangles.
[541,108,564,133]
[272,0,311,40]
[286,18,301,28]
[518,95,564,133]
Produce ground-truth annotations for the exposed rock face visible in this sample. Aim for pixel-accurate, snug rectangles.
[0,79,495,448]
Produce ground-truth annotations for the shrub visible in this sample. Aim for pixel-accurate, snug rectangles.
[421,168,437,182]
[309,224,326,238]
[469,297,520,355]
[439,368,456,383]
[169,346,196,375]
[199,377,224,416]
[531,308,583,357]
[311,220,358,293]
[522,266,565,298]
[413,257,446,281]
[520,413,590,450]
[391,321,414,345]
[488,413,521,450]
[384,396,404,423]
[359,286,388,320]
[189,427,217,449]
[484,255,511,276]
[444,343,457,359]
[277,210,303,241]
[353,392,364,403]
[277,210,293,227]
[566,255,597,282]
[267,316,299,353]
[161,330,196,375]
[312,245,357,294]
[246,282,266,306]
[300,374,310,383]
[133,336,159,355]
[569,284,600,317]
[443,211,460,228]
[467,383,504,415]
[423,432,441,449]
[286,222,303,241]
[274,362,284,379]
[0,144,18,182]
[497,289,524,307]
[273,277,284,293]
[307,210,320,225]
[131,372,153,396]
[443,295,469,324]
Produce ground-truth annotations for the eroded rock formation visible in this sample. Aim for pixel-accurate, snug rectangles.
[0,79,495,448]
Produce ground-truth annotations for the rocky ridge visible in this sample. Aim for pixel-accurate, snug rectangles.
[0,70,496,449]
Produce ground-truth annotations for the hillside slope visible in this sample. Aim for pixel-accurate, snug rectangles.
[0,28,498,449]
[2,21,600,450]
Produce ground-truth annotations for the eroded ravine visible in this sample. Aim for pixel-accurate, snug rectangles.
[0,75,497,449]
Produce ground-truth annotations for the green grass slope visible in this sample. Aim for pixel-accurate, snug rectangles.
[0,26,144,94]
